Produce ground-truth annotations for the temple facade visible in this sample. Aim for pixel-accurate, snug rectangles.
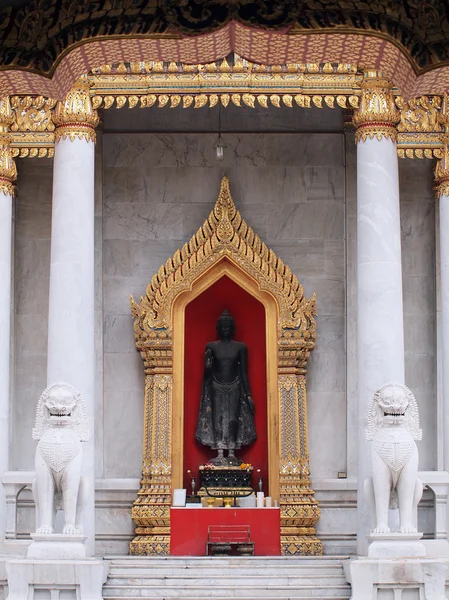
[1,2,449,598]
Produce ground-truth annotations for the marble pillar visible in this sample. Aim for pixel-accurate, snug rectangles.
[47,80,98,555]
[435,139,449,475]
[353,72,404,554]
[0,97,17,544]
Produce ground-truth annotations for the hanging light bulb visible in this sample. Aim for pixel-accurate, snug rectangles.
[216,134,224,161]
[215,103,225,161]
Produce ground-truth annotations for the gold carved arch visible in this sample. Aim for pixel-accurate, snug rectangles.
[130,176,321,556]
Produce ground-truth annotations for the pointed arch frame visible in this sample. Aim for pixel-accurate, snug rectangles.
[129,177,321,556]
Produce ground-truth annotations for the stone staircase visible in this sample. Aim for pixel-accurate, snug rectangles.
[103,556,352,599]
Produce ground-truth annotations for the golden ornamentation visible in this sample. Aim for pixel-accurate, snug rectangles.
[2,58,449,159]
[53,78,99,143]
[130,177,321,556]
[353,71,400,143]
[0,97,17,196]
[434,133,449,198]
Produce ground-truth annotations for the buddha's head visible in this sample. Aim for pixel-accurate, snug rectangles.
[216,309,235,341]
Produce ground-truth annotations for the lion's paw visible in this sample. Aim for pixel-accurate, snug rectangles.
[62,524,81,535]
[399,526,417,534]
[372,526,390,534]
[36,526,54,535]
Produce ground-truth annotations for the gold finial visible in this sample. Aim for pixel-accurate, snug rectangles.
[353,71,400,143]
[0,96,17,197]
[53,76,99,143]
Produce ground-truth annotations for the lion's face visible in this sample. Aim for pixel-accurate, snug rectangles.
[43,385,78,427]
[378,385,409,424]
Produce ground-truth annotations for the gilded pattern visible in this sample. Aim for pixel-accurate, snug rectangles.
[353,71,400,143]
[130,176,321,556]
[52,78,98,143]
[435,134,449,199]
[0,96,17,197]
[3,58,449,160]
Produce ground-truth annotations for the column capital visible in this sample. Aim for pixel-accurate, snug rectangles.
[353,71,400,144]
[435,134,449,198]
[53,77,99,144]
[0,97,17,197]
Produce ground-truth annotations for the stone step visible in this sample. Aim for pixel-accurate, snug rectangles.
[103,584,351,598]
[107,576,348,587]
[108,567,346,577]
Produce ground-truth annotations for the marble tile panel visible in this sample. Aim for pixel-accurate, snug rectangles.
[308,391,347,478]
[15,276,49,315]
[103,239,143,277]
[268,240,325,277]
[400,200,435,278]
[103,276,148,316]
[404,313,436,355]
[103,202,183,241]
[103,167,127,205]
[15,205,51,240]
[415,392,437,470]
[14,239,50,280]
[237,204,268,239]
[12,386,39,469]
[314,315,345,351]
[266,202,344,241]
[104,352,144,393]
[404,353,436,392]
[103,314,136,353]
[399,159,433,199]
[226,166,307,205]
[138,167,224,205]
[324,239,345,276]
[307,348,346,393]
[104,133,266,169]
[95,309,104,478]
[402,275,435,315]
[104,389,144,478]
[15,354,47,389]
[182,203,215,242]
[14,313,48,356]
[266,134,344,167]
[328,166,345,201]
[140,240,180,277]
[95,507,135,536]
[301,276,345,316]
[304,167,330,201]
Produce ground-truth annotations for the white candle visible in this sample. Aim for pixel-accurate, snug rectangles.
[265,496,272,508]
[256,492,264,508]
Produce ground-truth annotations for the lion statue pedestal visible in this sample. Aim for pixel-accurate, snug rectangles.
[5,383,108,600]
[345,383,449,600]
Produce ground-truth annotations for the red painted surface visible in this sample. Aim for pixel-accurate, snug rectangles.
[170,508,281,556]
[183,275,268,492]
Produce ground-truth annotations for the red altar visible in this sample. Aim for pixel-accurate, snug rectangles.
[170,507,281,556]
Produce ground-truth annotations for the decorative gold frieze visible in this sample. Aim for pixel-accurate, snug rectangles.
[2,57,449,159]
[0,97,17,196]
[53,78,98,143]
[353,71,400,143]
[434,134,449,198]
[130,177,321,556]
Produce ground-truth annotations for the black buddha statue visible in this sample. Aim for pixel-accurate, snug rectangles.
[195,309,256,466]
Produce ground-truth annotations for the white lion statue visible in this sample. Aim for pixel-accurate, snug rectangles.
[32,382,90,535]
[364,382,423,535]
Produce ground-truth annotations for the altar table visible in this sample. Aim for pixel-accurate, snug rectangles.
[170,507,281,556]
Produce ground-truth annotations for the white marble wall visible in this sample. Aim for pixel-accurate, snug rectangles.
[13,158,52,469]
[9,128,438,554]
[102,131,346,480]
[399,158,437,469]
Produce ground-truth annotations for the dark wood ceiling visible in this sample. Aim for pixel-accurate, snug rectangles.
[0,1,448,76]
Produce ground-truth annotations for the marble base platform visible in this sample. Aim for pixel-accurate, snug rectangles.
[27,533,87,559]
[6,558,108,600]
[368,533,426,558]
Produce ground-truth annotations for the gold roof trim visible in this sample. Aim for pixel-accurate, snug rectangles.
[130,176,316,342]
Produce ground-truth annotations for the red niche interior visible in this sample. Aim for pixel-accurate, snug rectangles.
[183,274,268,493]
